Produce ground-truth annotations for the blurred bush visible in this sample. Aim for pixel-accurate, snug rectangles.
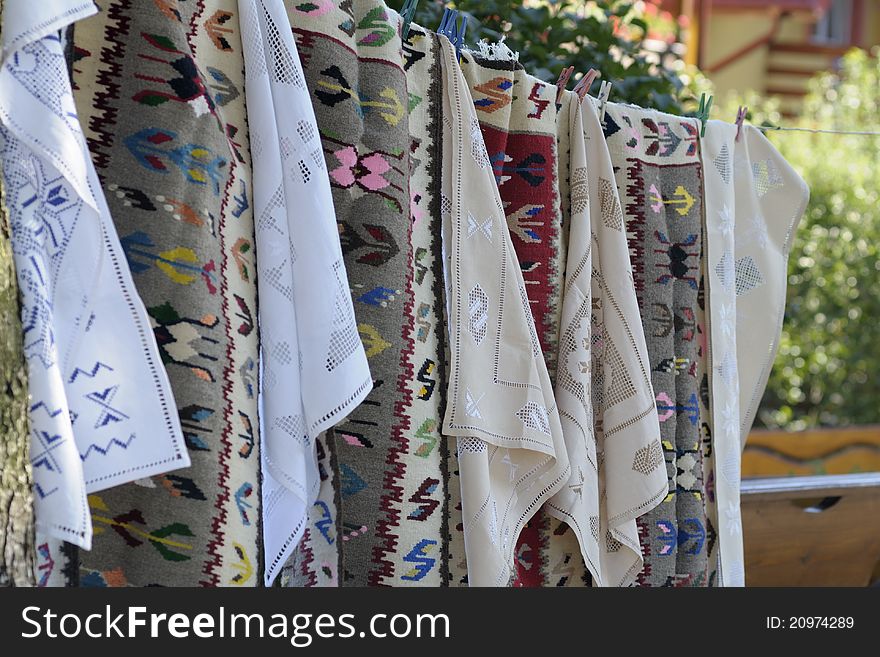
[727,49,880,430]
[388,0,708,115]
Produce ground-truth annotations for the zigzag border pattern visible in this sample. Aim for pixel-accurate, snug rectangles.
[79,433,136,460]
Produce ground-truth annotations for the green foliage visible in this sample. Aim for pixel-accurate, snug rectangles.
[388,0,708,115]
[746,49,880,430]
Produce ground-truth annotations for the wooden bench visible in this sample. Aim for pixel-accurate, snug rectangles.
[742,473,880,586]
[743,426,880,477]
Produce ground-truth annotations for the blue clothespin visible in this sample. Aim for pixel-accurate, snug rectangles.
[697,93,713,138]
[438,8,466,61]
[401,0,419,41]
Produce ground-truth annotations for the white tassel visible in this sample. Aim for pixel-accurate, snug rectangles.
[472,36,519,62]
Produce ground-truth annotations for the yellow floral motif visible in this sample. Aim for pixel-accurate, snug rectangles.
[157,246,200,284]
[358,323,391,358]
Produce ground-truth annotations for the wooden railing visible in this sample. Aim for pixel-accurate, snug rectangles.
[743,472,880,586]
[743,425,880,478]
[742,426,880,585]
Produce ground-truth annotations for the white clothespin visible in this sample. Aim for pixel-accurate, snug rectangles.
[597,80,612,125]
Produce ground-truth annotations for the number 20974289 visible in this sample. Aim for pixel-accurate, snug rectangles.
[766,617,854,629]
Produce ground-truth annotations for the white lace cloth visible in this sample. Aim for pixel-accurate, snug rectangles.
[701,122,808,585]
[701,120,744,586]
[439,36,570,586]
[546,96,667,586]
[730,125,809,444]
[239,0,372,585]
[0,0,187,549]
[0,0,94,64]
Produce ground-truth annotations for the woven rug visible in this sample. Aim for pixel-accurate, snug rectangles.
[369,22,451,587]
[72,0,261,586]
[288,0,414,586]
[0,156,35,587]
[459,49,566,588]
[603,103,711,586]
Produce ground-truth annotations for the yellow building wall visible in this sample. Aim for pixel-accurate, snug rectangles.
[774,13,810,43]
[863,2,880,49]
[701,9,873,100]
[703,12,775,97]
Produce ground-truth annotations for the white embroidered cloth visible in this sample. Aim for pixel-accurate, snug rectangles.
[0,0,187,549]
[702,120,745,585]
[0,0,95,65]
[239,0,372,585]
[547,96,667,586]
[543,95,602,581]
[731,125,809,444]
[438,36,570,586]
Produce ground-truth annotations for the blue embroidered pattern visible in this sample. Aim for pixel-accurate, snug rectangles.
[0,31,187,548]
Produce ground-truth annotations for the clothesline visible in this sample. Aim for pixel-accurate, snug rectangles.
[752,124,880,136]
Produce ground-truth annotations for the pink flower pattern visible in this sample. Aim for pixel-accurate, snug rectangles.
[330,145,394,192]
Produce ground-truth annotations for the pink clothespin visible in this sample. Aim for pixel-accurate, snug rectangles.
[555,66,574,105]
[735,106,748,142]
[572,69,600,101]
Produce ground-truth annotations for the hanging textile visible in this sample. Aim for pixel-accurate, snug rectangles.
[700,120,742,586]
[0,155,35,587]
[438,35,570,587]
[0,0,187,557]
[280,432,341,587]
[540,89,589,587]
[731,126,809,445]
[571,96,668,585]
[72,0,261,586]
[287,0,415,586]
[459,52,564,380]
[699,121,809,585]
[603,103,712,586]
[526,87,599,587]
[371,22,451,587]
[0,0,94,62]
[239,0,372,586]
[458,49,566,588]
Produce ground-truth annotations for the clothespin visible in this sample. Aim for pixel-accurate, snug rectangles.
[597,80,612,125]
[555,66,574,105]
[439,8,467,62]
[697,93,713,138]
[401,0,419,41]
[735,105,748,142]
[573,68,600,101]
